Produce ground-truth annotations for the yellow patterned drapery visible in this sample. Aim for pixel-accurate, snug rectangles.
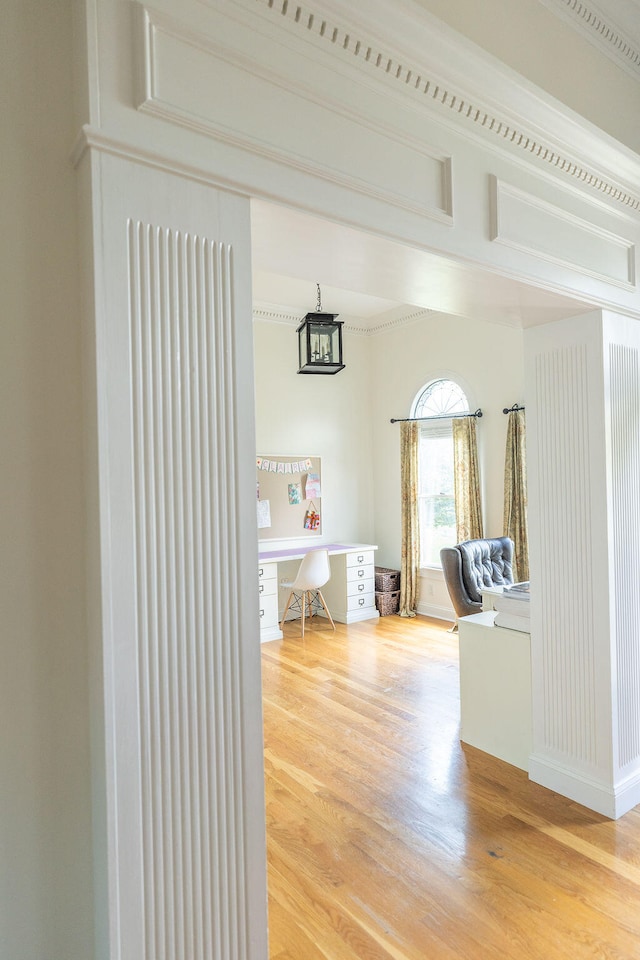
[399,421,419,618]
[504,408,529,582]
[452,416,483,543]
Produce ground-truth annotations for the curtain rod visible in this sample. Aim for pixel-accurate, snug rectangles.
[503,403,525,414]
[390,408,483,424]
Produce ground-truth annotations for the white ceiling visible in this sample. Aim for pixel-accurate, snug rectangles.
[251,199,593,332]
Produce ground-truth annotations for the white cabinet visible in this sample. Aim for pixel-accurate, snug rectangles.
[320,549,378,624]
[258,562,282,642]
[458,611,531,771]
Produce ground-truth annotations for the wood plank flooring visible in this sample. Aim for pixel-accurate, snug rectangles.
[262,614,640,960]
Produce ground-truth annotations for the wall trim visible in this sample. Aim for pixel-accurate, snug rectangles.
[491,176,637,289]
[243,0,640,213]
[72,125,640,323]
[529,754,640,819]
[416,600,455,623]
[539,0,640,80]
[136,4,455,225]
[252,304,439,336]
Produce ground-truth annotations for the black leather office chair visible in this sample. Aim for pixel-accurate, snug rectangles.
[440,537,514,620]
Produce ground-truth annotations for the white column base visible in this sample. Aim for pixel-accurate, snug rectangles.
[529,755,640,820]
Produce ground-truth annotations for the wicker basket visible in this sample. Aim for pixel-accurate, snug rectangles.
[376,567,400,592]
[375,566,401,592]
[375,589,401,616]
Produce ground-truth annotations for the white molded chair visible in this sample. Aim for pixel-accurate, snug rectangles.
[280,549,336,637]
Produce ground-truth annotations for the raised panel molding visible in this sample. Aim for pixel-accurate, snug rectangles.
[491,177,636,288]
[233,0,640,213]
[136,6,453,224]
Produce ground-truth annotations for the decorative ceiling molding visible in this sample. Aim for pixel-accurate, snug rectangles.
[539,0,640,80]
[252,303,437,335]
[250,0,640,213]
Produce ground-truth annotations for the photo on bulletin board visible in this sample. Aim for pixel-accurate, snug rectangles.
[256,455,322,541]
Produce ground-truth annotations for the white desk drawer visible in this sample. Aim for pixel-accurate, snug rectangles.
[346,564,372,583]
[346,550,374,568]
[258,562,277,583]
[347,591,374,612]
[258,577,277,598]
[258,594,279,627]
[347,577,373,597]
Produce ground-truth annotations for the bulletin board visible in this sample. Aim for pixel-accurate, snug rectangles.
[256,455,322,542]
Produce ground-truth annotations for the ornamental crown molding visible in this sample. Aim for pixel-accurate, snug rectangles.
[540,0,640,80]
[252,303,436,336]
[245,0,640,213]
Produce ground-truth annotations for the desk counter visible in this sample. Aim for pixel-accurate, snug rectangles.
[258,543,379,641]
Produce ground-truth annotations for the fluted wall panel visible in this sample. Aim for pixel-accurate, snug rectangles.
[533,345,597,767]
[609,343,640,770]
[128,219,245,960]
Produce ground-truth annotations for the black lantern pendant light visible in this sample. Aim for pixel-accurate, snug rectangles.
[297,284,345,375]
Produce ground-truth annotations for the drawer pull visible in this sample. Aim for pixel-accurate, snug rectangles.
[259,567,263,577]
[259,584,264,593]
[357,555,364,563]
[259,609,264,618]
[358,597,365,606]
[358,569,365,577]
[358,583,364,592]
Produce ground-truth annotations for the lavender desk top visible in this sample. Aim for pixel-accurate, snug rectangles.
[258,543,374,562]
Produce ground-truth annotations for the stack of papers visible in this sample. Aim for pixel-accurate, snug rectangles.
[493,582,530,632]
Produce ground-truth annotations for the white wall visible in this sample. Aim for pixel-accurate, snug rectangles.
[253,320,375,547]
[370,312,525,616]
[0,0,93,957]
[254,310,525,619]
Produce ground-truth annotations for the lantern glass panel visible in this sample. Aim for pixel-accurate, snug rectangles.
[309,321,338,364]
[297,312,344,374]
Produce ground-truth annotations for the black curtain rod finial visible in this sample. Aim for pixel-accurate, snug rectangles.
[503,403,525,414]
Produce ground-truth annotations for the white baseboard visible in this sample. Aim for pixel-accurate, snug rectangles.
[529,754,640,820]
[416,599,455,623]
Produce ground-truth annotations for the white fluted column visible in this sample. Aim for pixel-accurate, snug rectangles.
[525,310,640,819]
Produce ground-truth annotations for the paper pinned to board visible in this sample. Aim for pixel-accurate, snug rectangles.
[305,473,321,499]
[257,499,271,529]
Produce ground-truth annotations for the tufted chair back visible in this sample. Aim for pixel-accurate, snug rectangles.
[440,537,514,620]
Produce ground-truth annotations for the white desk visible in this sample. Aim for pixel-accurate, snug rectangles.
[258,542,379,641]
[458,610,532,771]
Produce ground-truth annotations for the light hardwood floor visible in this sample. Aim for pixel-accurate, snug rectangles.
[262,614,640,960]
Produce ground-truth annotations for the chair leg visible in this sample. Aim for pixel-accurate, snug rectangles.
[316,589,335,631]
[280,590,294,630]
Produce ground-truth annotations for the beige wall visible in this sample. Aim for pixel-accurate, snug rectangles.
[0,0,93,957]
[413,0,640,152]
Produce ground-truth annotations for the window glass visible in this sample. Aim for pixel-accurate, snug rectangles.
[412,379,469,567]
[413,378,468,419]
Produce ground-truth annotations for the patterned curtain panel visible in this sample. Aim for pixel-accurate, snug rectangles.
[504,409,529,582]
[399,421,419,618]
[452,416,484,543]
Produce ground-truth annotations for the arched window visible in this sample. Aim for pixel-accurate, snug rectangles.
[411,378,470,567]
[412,378,469,419]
